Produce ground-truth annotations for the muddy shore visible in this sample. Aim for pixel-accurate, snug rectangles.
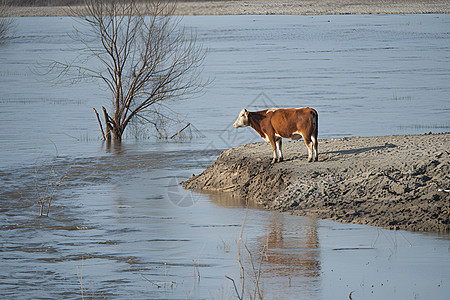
[7,0,450,17]
[183,133,450,232]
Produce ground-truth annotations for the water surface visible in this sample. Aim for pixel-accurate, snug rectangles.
[1,14,449,299]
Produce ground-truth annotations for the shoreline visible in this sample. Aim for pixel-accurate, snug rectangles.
[6,1,450,17]
[183,133,450,233]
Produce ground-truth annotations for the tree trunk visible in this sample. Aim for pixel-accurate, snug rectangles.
[100,107,124,142]
[102,106,112,141]
[112,126,122,142]
[93,108,106,140]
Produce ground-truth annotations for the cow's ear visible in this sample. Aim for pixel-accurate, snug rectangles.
[244,109,249,115]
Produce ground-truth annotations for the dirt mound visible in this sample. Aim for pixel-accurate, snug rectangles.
[183,133,449,232]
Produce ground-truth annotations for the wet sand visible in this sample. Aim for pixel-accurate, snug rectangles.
[183,133,450,232]
[7,0,450,17]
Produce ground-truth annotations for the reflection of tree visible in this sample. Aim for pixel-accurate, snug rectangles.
[260,213,321,281]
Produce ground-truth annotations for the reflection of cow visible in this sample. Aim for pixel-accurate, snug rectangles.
[233,108,318,163]
[264,215,320,278]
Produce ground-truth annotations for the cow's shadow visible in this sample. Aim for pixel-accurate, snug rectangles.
[283,143,396,163]
[325,143,396,156]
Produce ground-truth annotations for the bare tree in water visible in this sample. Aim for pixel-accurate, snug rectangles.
[50,0,207,141]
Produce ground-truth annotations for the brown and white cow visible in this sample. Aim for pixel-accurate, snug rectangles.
[233,107,318,163]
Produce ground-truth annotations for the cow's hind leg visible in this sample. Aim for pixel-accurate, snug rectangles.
[304,138,314,162]
[275,137,283,163]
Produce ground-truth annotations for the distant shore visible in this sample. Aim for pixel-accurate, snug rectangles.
[8,0,450,17]
[183,133,450,233]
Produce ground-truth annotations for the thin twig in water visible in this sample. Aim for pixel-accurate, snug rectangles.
[398,231,413,247]
[225,276,241,300]
[77,256,84,300]
[34,143,70,217]
[164,262,167,288]
[244,242,266,300]
[255,245,266,300]
[139,274,161,288]
[170,122,190,139]
[46,164,70,217]
[225,200,250,300]
[34,155,42,212]
[194,242,206,282]
[93,107,106,140]
[238,201,249,298]
[188,241,207,298]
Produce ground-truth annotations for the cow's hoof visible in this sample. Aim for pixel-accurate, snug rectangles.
[278,157,283,163]
[271,159,277,164]
[308,158,313,163]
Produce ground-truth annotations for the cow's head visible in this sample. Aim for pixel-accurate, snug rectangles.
[233,109,249,128]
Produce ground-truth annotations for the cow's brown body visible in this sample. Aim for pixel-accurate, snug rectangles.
[233,108,318,163]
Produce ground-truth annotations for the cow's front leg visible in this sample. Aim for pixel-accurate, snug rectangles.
[268,135,278,164]
[275,137,283,162]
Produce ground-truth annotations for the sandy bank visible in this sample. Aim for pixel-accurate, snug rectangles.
[7,0,450,17]
[183,133,450,232]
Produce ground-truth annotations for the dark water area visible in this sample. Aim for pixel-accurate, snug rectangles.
[0,15,449,299]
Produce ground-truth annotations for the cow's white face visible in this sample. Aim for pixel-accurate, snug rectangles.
[233,109,249,128]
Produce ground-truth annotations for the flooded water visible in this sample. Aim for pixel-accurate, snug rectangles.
[1,14,449,299]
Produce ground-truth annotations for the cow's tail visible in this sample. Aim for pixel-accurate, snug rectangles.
[311,109,319,161]
[311,110,318,140]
